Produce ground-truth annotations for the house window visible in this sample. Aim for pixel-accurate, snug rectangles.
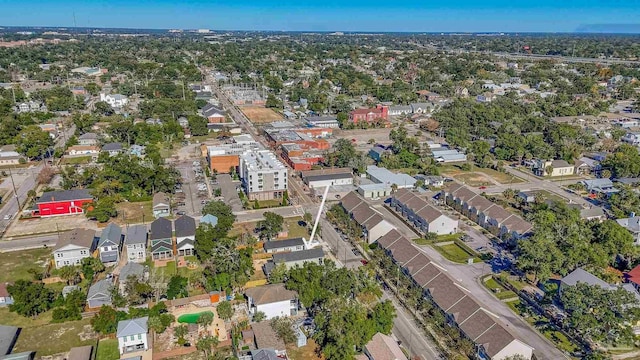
[57,253,62,257]
[103,247,109,252]
[137,334,142,340]
[130,335,135,341]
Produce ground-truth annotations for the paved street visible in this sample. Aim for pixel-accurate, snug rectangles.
[0,233,58,252]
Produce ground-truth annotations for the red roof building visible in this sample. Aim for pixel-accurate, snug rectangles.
[626,265,640,290]
[34,189,93,217]
[349,105,389,125]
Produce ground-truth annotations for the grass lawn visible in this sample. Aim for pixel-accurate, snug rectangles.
[531,190,567,203]
[230,216,309,239]
[0,307,53,327]
[96,339,119,360]
[452,173,493,187]
[433,242,480,263]
[0,248,51,283]
[505,299,521,313]
[436,233,462,242]
[287,339,324,360]
[13,318,96,356]
[475,167,524,184]
[482,276,518,300]
[61,156,92,165]
[114,200,153,225]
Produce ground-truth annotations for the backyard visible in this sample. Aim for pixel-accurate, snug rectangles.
[13,318,97,356]
[114,200,153,225]
[482,275,518,301]
[229,216,309,240]
[96,339,119,360]
[0,247,51,283]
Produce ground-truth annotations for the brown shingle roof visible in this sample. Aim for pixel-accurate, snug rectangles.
[245,284,297,305]
[402,253,431,277]
[475,323,518,358]
[466,195,494,213]
[351,204,377,224]
[377,229,404,249]
[67,345,93,360]
[430,281,467,311]
[362,213,385,230]
[450,186,478,203]
[446,295,482,324]
[364,332,408,360]
[341,191,364,213]
[412,264,444,287]
[458,309,497,341]
[251,321,286,351]
[482,204,513,223]
[54,228,96,251]
[386,237,418,266]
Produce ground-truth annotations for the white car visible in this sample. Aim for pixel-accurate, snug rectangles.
[3,214,12,220]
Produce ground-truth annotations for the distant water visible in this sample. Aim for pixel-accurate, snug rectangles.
[575,24,640,34]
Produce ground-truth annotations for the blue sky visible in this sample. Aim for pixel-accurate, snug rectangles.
[0,0,639,32]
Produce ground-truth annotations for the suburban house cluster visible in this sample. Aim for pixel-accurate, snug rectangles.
[340,192,396,243]
[376,229,534,360]
[390,188,459,235]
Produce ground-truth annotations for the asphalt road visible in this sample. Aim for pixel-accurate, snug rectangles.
[0,233,58,252]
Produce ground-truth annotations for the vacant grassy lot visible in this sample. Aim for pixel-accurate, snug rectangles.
[0,247,51,283]
[96,339,119,360]
[61,156,92,165]
[475,167,524,184]
[0,307,53,327]
[287,339,324,360]
[241,107,283,124]
[230,216,309,239]
[452,172,494,187]
[483,276,518,300]
[433,242,480,263]
[13,318,96,356]
[114,200,153,225]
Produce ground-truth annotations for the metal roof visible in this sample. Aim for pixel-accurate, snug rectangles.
[37,189,92,204]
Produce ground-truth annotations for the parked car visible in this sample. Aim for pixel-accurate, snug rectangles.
[176,210,186,215]
[3,214,11,220]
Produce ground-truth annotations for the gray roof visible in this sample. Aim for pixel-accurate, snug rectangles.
[200,214,218,227]
[0,325,19,356]
[252,349,279,360]
[305,173,353,182]
[560,268,609,289]
[152,192,170,208]
[263,238,305,251]
[117,317,148,338]
[37,189,92,204]
[617,216,640,233]
[202,104,225,117]
[67,346,93,360]
[78,132,98,140]
[87,279,113,301]
[98,223,122,247]
[366,165,416,187]
[119,262,145,283]
[55,228,96,251]
[272,247,324,264]
[1,351,34,360]
[174,215,196,238]
[125,225,147,245]
[150,218,172,240]
[102,143,123,151]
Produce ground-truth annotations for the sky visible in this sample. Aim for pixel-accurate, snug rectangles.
[1,0,640,33]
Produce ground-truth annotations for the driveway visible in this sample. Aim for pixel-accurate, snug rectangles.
[217,174,243,213]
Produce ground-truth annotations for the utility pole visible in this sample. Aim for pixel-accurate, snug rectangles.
[8,168,20,211]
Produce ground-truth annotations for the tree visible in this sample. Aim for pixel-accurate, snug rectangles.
[268,263,288,284]
[253,311,266,322]
[270,317,296,344]
[58,265,82,285]
[196,335,219,358]
[201,201,236,235]
[302,212,313,229]
[265,94,282,108]
[502,188,517,200]
[94,101,114,116]
[91,305,127,335]
[85,196,118,223]
[370,300,395,335]
[602,144,640,178]
[217,301,233,321]
[15,125,53,159]
[187,115,208,136]
[7,280,56,318]
[197,311,214,329]
[174,324,189,345]
[81,257,105,283]
[166,275,189,300]
[257,212,284,241]
[52,290,85,323]
[124,276,154,305]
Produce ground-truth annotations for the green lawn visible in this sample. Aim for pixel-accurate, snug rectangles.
[436,233,462,242]
[13,318,96,356]
[285,217,310,239]
[483,276,518,300]
[433,242,481,263]
[0,307,53,327]
[114,200,153,225]
[0,248,51,283]
[96,339,119,360]
[61,156,92,165]
[475,167,524,184]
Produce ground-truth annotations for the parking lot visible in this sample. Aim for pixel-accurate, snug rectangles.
[174,160,210,217]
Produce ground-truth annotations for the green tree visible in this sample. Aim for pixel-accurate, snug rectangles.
[370,300,395,335]
[268,263,288,284]
[253,311,266,322]
[257,212,284,241]
[7,280,56,318]
[81,257,105,283]
[197,311,214,328]
[166,275,189,300]
[58,265,82,285]
[196,335,219,358]
[91,305,127,335]
[217,301,233,321]
[15,125,53,159]
[124,276,154,305]
[602,144,640,178]
[94,101,114,116]
[85,196,118,223]
[187,115,208,136]
[270,317,297,344]
[174,324,189,345]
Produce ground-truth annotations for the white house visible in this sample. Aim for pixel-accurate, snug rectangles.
[53,228,97,269]
[117,317,149,355]
[245,284,298,320]
[174,215,196,256]
[390,188,459,235]
[97,223,122,264]
[67,145,100,156]
[78,132,99,146]
[263,237,305,254]
[100,93,129,108]
[125,224,148,262]
[0,283,14,307]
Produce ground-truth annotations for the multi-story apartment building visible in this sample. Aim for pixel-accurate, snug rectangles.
[240,149,288,201]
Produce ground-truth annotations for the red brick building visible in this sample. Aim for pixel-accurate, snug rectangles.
[281,143,324,171]
[349,105,389,124]
[34,189,93,217]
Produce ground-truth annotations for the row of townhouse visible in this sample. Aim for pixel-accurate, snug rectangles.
[390,188,459,235]
[340,192,396,244]
[150,216,197,260]
[376,229,534,360]
[442,184,533,240]
[53,224,148,269]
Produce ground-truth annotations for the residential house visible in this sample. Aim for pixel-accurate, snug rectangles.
[617,216,640,245]
[118,262,145,294]
[125,224,148,262]
[580,178,618,195]
[0,283,13,307]
[97,223,122,264]
[35,189,93,217]
[78,133,98,146]
[264,248,325,277]
[175,215,196,256]
[560,268,640,308]
[117,317,149,355]
[388,105,412,116]
[622,132,640,146]
[177,117,189,128]
[66,145,100,157]
[410,102,434,114]
[202,104,227,124]
[152,192,170,218]
[362,332,407,360]
[67,346,93,360]
[340,192,397,242]
[454,87,469,97]
[150,217,173,260]
[129,145,146,157]
[53,228,97,269]
[200,214,218,228]
[102,143,123,156]
[0,145,25,166]
[580,207,606,222]
[533,159,574,177]
[87,278,113,308]
[251,322,287,357]
[375,231,534,360]
[245,284,298,319]
[62,285,79,298]
[263,238,306,254]
[574,157,600,175]
[625,264,640,292]
[100,93,128,108]
[390,188,459,235]
[517,191,536,203]
[368,146,388,162]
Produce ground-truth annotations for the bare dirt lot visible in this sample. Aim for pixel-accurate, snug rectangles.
[240,107,283,123]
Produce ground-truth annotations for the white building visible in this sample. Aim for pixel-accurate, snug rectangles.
[53,228,96,269]
[366,165,416,189]
[305,116,340,128]
[245,284,298,320]
[125,225,147,263]
[240,149,288,201]
[357,183,392,199]
[117,317,149,355]
[304,172,353,189]
[100,93,129,108]
[390,189,459,235]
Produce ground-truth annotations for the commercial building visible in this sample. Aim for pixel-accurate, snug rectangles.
[305,116,340,128]
[280,143,324,171]
[205,141,261,174]
[366,165,416,189]
[349,105,389,125]
[239,150,288,201]
[302,168,353,188]
[35,189,93,217]
[357,183,392,199]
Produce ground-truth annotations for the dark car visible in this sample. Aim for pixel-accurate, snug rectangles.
[176,210,186,215]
